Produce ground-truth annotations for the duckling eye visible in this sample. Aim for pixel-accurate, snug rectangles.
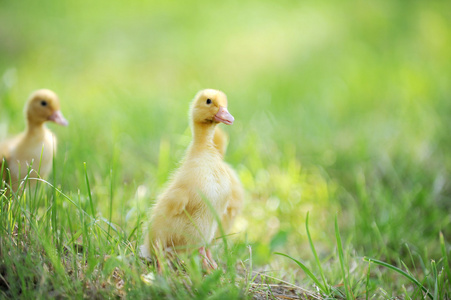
[41,100,47,106]
[206,99,212,105]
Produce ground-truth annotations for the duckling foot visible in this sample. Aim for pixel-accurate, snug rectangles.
[199,247,218,270]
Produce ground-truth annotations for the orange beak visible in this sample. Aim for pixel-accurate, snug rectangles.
[214,106,234,125]
[48,110,69,126]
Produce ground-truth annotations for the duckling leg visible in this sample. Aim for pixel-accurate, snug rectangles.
[156,257,163,274]
[199,247,218,270]
[150,240,165,274]
[199,247,209,269]
[206,248,218,269]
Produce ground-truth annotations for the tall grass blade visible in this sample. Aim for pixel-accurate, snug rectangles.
[335,214,351,299]
[0,158,5,184]
[51,141,61,253]
[32,145,45,218]
[366,259,371,300]
[431,260,438,300]
[108,168,114,240]
[245,245,253,293]
[364,257,433,299]
[440,232,451,282]
[306,211,330,294]
[438,268,446,300]
[405,243,416,270]
[84,162,95,217]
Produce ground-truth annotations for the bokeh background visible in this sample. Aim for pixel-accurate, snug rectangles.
[1,0,451,295]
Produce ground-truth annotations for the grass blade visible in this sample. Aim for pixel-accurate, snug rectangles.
[431,260,438,300]
[274,252,326,292]
[364,257,433,299]
[405,243,416,270]
[84,162,95,217]
[335,214,351,299]
[108,168,114,240]
[306,211,330,294]
[366,259,371,300]
[440,232,451,282]
[51,141,60,253]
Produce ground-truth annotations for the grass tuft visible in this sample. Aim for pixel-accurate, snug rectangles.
[335,214,351,299]
[363,257,433,299]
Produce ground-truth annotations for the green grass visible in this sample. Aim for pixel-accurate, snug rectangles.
[1,0,451,298]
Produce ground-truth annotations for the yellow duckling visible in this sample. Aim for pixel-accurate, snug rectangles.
[0,89,68,192]
[144,89,235,270]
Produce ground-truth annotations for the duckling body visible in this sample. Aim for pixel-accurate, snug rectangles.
[3,128,54,185]
[145,89,235,268]
[212,127,244,235]
[0,89,68,192]
[150,141,232,248]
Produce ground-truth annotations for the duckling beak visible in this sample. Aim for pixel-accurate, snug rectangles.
[214,106,234,125]
[48,110,69,126]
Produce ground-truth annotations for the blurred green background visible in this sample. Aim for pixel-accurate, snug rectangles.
[1,0,451,293]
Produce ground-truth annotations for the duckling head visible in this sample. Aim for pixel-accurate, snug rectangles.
[26,89,68,126]
[190,89,234,126]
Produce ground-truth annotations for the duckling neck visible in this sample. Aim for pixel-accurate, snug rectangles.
[25,121,47,138]
[191,122,216,150]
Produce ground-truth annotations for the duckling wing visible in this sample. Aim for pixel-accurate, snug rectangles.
[218,164,244,234]
[160,186,190,217]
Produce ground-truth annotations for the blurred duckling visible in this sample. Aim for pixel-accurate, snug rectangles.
[212,127,244,236]
[0,89,68,192]
[144,89,236,270]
